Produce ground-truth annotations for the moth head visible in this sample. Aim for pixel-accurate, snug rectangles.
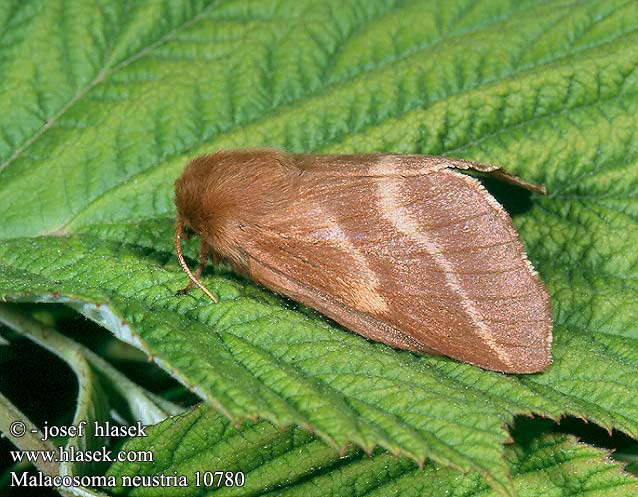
[174,174,206,240]
[173,149,294,304]
[174,157,220,303]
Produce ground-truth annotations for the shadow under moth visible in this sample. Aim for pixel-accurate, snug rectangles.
[174,149,552,374]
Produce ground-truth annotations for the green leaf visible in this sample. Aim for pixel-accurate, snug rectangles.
[0,391,59,478]
[0,0,636,494]
[106,403,638,497]
[0,305,183,427]
[0,305,111,478]
[0,304,182,485]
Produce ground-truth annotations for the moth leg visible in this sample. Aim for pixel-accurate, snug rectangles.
[176,242,209,296]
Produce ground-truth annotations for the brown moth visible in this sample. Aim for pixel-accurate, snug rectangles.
[174,150,552,373]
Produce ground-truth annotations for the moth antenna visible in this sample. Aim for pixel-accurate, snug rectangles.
[175,220,218,303]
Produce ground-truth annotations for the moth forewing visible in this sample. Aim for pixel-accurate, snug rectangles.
[174,150,552,374]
